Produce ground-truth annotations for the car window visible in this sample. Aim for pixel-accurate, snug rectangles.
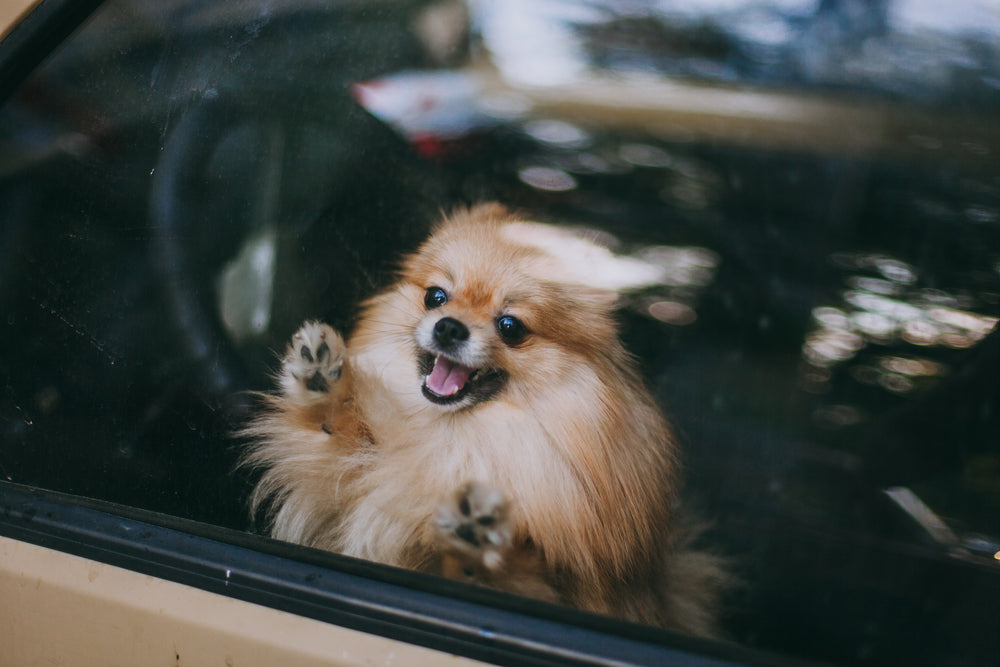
[1,1,998,665]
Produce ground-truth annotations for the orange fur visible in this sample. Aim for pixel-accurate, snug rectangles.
[241,204,726,636]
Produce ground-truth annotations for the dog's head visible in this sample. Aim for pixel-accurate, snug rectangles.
[381,204,658,412]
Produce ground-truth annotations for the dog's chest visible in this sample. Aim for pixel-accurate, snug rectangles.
[336,412,558,565]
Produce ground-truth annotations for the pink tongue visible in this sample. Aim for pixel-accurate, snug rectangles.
[426,356,474,396]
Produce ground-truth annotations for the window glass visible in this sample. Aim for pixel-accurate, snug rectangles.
[1,1,998,664]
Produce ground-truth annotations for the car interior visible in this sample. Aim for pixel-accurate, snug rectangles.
[1,1,998,665]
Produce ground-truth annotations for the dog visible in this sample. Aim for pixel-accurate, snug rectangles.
[242,203,726,636]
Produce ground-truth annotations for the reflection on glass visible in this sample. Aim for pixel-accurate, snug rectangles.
[218,227,277,342]
[618,142,674,167]
[804,251,998,376]
[517,165,578,191]
[522,118,591,148]
[647,299,698,326]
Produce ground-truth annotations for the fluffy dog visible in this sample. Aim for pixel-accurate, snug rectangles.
[243,204,726,636]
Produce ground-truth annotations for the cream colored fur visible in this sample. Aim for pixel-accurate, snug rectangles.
[242,204,727,637]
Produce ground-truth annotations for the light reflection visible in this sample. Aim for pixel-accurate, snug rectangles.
[878,356,945,377]
[509,226,720,309]
[830,252,918,284]
[627,245,720,327]
[801,250,998,400]
[811,294,998,357]
[940,332,978,349]
[918,287,964,308]
[846,353,948,395]
[637,246,720,286]
[901,319,940,346]
[879,372,916,395]
[847,276,902,296]
[218,226,276,341]
[477,91,533,120]
[812,306,851,330]
[874,258,918,284]
[647,300,698,326]
[517,166,578,191]
[843,291,923,321]
[804,330,864,365]
[619,143,674,168]
[851,311,895,340]
[928,307,998,336]
[522,119,591,148]
[519,227,720,328]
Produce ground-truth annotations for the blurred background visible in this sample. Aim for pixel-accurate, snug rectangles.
[1,0,998,664]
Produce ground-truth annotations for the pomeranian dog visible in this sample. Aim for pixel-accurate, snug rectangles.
[243,204,726,636]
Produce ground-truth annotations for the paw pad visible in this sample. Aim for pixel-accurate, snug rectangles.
[284,321,345,394]
[436,482,510,555]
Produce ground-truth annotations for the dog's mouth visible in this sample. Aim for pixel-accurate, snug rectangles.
[419,352,506,406]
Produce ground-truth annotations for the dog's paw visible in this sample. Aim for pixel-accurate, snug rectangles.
[281,321,345,396]
[435,482,511,572]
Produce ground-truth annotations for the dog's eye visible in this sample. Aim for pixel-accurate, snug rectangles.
[424,287,448,309]
[496,315,528,345]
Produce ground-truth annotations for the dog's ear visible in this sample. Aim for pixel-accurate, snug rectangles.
[502,222,665,297]
[565,283,621,311]
[465,202,514,221]
[436,202,516,231]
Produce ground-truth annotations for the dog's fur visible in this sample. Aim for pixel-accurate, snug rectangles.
[242,204,726,636]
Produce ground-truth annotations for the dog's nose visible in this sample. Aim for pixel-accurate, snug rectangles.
[433,317,469,348]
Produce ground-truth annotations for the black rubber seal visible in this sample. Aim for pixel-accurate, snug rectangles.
[0,480,789,667]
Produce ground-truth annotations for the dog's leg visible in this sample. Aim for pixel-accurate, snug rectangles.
[271,321,359,441]
[435,482,511,575]
[280,321,346,403]
[242,321,358,546]
[434,482,559,602]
